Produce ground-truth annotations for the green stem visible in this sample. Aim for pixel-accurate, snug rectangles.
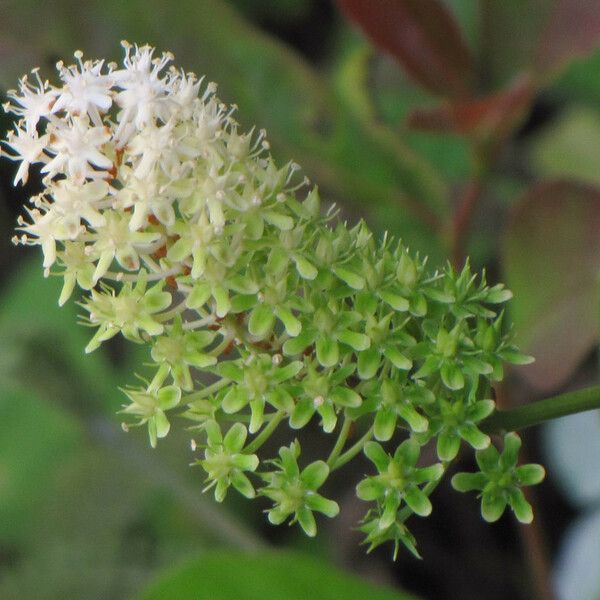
[330,426,373,471]
[245,411,285,454]
[326,417,353,467]
[481,385,600,434]
[185,378,230,402]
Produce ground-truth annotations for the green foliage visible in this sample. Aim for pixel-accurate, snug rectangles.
[452,433,545,523]
[137,551,419,600]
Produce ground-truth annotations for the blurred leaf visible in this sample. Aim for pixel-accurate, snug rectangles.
[0,385,82,543]
[332,33,449,219]
[553,507,600,600]
[229,0,313,23]
[0,259,123,408]
[481,0,600,89]
[535,0,600,80]
[137,551,419,600]
[407,77,534,147]
[480,0,554,88]
[551,47,600,105]
[529,107,600,186]
[502,181,600,391]
[0,0,447,262]
[337,0,474,99]
[543,410,600,508]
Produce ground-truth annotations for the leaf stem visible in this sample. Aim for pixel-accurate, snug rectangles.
[481,385,600,434]
[330,425,373,471]
[245,411,285,454]
[326,416,353,467]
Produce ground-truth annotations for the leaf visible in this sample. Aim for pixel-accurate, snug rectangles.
[0,385,82,542]
[480,0,600,88]
[529,107,600,186]
[535,0,600,79]
[407,77,534,146]
[502,181,600,391]
[479,0,555,88]
[136,551,419,600]
[337,0,475,99]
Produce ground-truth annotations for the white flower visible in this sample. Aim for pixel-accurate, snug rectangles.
[117,168,176,231]
[2,124,49,185]
[112,42,175,140]
[2,69,57,134]
[53,51,114,125]
[126,119,179,179]
[50,179,109,238]
[42,116,112,182]
[16,208,67,268]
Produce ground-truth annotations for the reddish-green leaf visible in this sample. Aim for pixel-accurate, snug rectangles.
[481,0,600,88]
[337,0,475,98]
[535,0,600,78]
[502,181,600,391]
[407,77,534,145]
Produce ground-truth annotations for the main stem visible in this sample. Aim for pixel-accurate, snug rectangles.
[481,385,600,434]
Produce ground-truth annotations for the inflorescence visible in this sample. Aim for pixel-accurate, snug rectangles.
[2,43,544,558]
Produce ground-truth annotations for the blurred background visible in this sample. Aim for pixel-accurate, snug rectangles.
[0,1,599,599]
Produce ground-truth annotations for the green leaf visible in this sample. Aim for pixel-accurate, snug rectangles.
[374,408,397,441]
[440,362,465,390]
[508,489,533,524]
[230,471,256,499]
[330,386,362,408]
[451,472,486,493]
[356,478,384,501]
[384,347,413,370]
[404,487,432,517]
[336,329,371,351]
[305,494,340,518]
[0,385,82,542]
[137,551,419,600]
[300,461,329,490]
[157,385,181,410]
[502,181,600,391]
[437,431,461,461]
[222,387,249,414]
[274,305,302,337]
[296,506,317,537]
[357,347,382,379]
[293,255,318,280]
[481,493,507,523]
[378,290,410,312]
[223,422,248,453]
[248,303,276,339]
[282,329,316,356]
[458,424,490,450]
[516,464,546,486]
[316,337,339,368]
[364,441,390,472]
[289,399,315,430]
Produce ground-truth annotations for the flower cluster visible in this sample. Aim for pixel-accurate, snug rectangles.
[2,43,543,557]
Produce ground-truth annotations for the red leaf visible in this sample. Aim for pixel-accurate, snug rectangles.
[535,0,600,77]
[337,0,474,99]
[407,77,534,142]
[502,180,600,392]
